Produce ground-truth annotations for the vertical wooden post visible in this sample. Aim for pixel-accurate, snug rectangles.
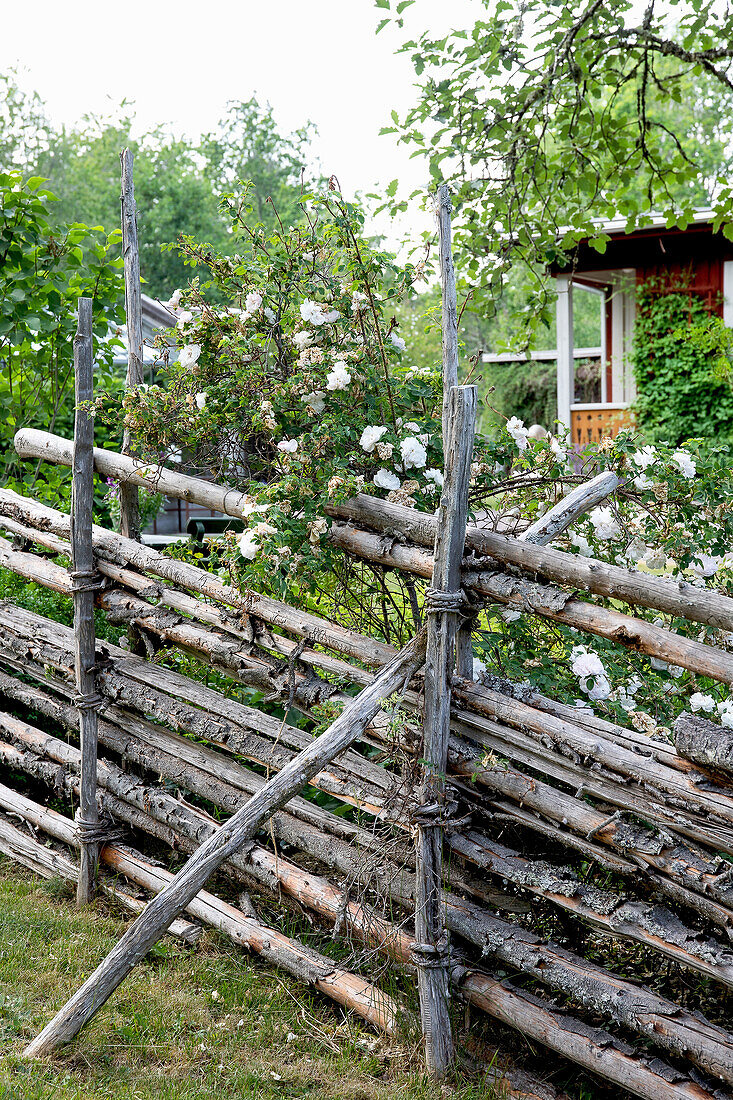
[437,184,459,444]
[119,148,143,541]
[71,297,100,905]
[556,273,574,431]
[22,629,427,1057]
[436,184,473,679]
[414,384,476,1079]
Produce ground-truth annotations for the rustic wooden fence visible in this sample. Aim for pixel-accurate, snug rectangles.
[3,422,733,1097]
[2,168,733,1099]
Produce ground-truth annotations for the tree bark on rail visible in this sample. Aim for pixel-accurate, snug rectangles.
[3,741,731,1098]
[22,626,426,1056]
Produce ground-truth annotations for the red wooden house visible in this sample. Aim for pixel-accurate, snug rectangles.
[550,210,733,446]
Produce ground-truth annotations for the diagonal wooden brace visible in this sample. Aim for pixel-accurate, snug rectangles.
[23,625,427,1057]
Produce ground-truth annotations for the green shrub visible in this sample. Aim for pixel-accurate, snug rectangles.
[633,281,733,443]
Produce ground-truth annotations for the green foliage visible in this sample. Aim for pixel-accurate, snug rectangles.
[0,170,124,512]
[396,282,603,432]
[378,0,733,343]
[99,186,446,616]
[0,74,324,299]
[633,282,733,444]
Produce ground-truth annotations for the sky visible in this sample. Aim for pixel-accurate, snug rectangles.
[1,0,481,248]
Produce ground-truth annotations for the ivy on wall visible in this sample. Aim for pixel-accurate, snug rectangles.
[633,280,733,444]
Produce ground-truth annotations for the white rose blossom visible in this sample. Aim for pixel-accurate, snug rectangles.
[632,445,657,470]
[277,438,298,454]
[237,530,261,560]
[550,436,567,462]
[389,332,406,353]
[195,391,207,410]
[178,344,201,370]
[177,310,193,329]
[245,291,263,313]
[400,436,427,470]
[690,692,715,713]
[374,468,400,492]
[164,289,183,310]
[589,505,622,541]
[352,291,368,312]
[506,416,529,452]
[300,299,340,326]
[301,391,326,414]
[360,425,388,453]
[292,330,313,351]
[326,361,351,391]
[718,700,733,728]
[424,468,444,488]
[672,449,696,478]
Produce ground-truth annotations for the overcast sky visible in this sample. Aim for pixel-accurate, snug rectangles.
[2,0,480,247]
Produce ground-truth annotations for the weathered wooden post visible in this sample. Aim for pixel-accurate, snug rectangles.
[414,383,476,1078]
[119,148,143,542]
[436,183,473,680]
[70,297,100,904]
[22,627,427,1056]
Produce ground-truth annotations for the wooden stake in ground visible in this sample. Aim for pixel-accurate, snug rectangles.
[119,148,143,541]
[415,384,476,1078]
[436,183,472,681]
[70,298,100,905]
[22,626,427,1057]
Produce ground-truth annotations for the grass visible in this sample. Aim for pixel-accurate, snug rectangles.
[0,860,506,1100]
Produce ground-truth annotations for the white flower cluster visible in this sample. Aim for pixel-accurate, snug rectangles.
[589,506,621,542]
[178,344,201,370]
[237,520,278,561]
[689,694,733,728]
[299,299,340,326]
[570,645,611,700]
[326,360,351,391]
[506,416,529,452]
[631,444,696,488]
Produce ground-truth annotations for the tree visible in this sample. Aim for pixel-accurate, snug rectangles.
[0,170,123,508]
[200,98,322,232]
[0,75,323,299]
[380,1,733,330]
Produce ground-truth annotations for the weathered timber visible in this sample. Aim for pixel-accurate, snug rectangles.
[520,471,620,544]
[328,491,733,635]
[453,680,733,831]
[0,809,200,941]
[0,671,410,885]
[4,682,732,1030]
[448,829,733,988]
[0,785,399,1035]
[326,519,733,684]
[675,712,733,776]
[2,599,733,925]
[5,720,733,1087]
[436,184,472,682]
[415,385,475,1075]
[0,485,393,669]
[70,298,99,905]
[13,428,261,529]
[4,749,730,1099]
[119,149,143,541]
[15,431,733,639]
[22,626,427,1055]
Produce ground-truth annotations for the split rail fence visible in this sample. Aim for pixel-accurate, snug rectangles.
[2,171,733,1098]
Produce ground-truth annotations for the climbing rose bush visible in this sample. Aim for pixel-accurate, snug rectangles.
[104,187,733,741]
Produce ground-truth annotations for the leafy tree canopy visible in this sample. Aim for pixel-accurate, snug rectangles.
[0,74,324,299]
[379,0,733,339]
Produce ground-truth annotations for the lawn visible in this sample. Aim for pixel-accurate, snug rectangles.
[0,860,504,1100]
